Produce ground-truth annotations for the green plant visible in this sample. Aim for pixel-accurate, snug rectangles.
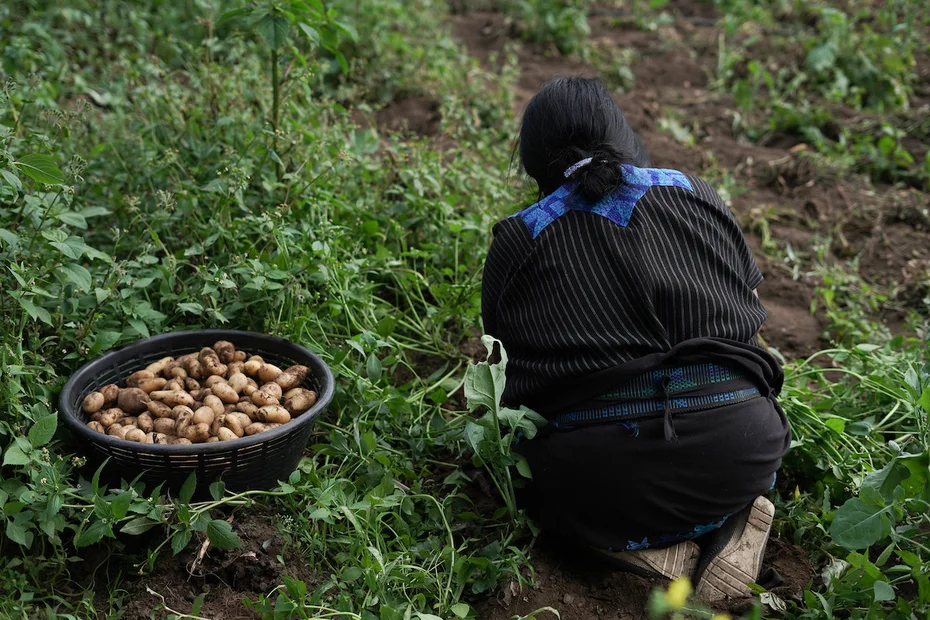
[463,336,546,525]
[501,0,592,56]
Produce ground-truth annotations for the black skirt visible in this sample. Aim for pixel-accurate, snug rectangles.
[515,394,791,552]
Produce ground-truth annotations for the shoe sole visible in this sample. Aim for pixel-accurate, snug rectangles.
[696,496,775,601]
[593,541,700,580]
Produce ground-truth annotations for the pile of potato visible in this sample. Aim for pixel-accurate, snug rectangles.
[81,341,317,445]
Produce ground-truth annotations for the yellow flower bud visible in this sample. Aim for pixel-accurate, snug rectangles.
[666,577,692,610]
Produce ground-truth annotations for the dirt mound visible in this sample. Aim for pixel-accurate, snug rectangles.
[375,95,443,136]
[120,513,318,620]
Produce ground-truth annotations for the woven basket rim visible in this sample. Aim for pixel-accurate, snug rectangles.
[58,329,335,455]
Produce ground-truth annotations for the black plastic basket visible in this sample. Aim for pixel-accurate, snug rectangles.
[59,329,334,497]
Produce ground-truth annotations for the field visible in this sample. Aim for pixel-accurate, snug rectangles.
[1,0,929,619]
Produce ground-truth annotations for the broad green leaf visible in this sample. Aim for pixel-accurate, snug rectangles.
[14,154,65,185]
[110,491,134,520]
[57,211,87,229]
[873,580,895,602]
[861,459,909,503]
[6,520,30,546]
[171,528,192,555]
[515,457,533,479]
[28,413,57,448]
[824,417,845,434]
[129,318,150,338]
[255,14,289,49]
[75,520,111,547]
[831,498,892,550]
[17,298,53,325]
[179,473,197,504]
[297,22,320,44]
[367,354,382,384]
[59,263,92,291]
[450,603,470,618]
[0,168,22,191]
[121,516,158,535]
[0,228,19,246]
[206,519,241,549]
[2,444,30,466]
[50,236,87,260]
[209,481,226,501]
[919,387,930,414]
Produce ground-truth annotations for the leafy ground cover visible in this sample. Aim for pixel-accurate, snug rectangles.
[1,0,928,618]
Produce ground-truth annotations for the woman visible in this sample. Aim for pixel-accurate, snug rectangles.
[481,77,791,601]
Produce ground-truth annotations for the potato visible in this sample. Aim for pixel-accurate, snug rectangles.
[227,372,248,394]
[244,378,258,396]
[257,405,291,424]
[236,401,258,420]
[175,409,193,435]
[258,363,283,383]
[99,409,124,428]
[284,389,318,416]
[243,358,262,377]
[183,422,211,443]
[150,390,195,408]
[192,406,215,426]
[87,421,106,434]
[173,404,194,417]
[230,412,252,429]
[216,427,238,441]
[90,411,103,422]
[227,361,245,376]
[147,400,173,419]
[165,378,184,391]
[213,340,236,364]
[168,437,192,445]
[188,359,205,380]
[283,387,304,399]
[146,356,174,376]
[204,394,225,416]
[143,432,169,444]
[137,377,168,393]
[169,366,188,380]
[107,425,130,439]
[199,348,227,377]
[244,422,269,436]
[127,370,155,388]
[276,365,309,390]
[224,414,244,438]
[100,383,120,407]
[82,391,105,414]
[233,350,247,362]
[252,383,281,407]
[184,377,201,391]
[212,382,238,404]
[153,417,176,435]
[117,388,150,414]
[124,428,147,443]
[137,412,155,433]
[206,436,220,443]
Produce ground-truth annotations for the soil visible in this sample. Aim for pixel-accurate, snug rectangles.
[118,513,320,620]
[473,534,812,619]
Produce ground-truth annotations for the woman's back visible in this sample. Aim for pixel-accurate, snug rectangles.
[482,165,766,409]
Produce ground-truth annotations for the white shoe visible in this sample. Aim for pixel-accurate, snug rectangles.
[593,540,700,580]
[695,496,775,601]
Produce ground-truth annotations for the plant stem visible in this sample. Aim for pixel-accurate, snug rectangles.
[271,48,282,183]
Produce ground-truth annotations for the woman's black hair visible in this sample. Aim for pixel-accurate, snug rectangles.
[519,76,650,201]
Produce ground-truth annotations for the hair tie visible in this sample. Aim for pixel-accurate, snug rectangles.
[563,157,593,178]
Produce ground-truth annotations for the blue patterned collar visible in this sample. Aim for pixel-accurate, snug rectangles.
[511,165,694,239]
